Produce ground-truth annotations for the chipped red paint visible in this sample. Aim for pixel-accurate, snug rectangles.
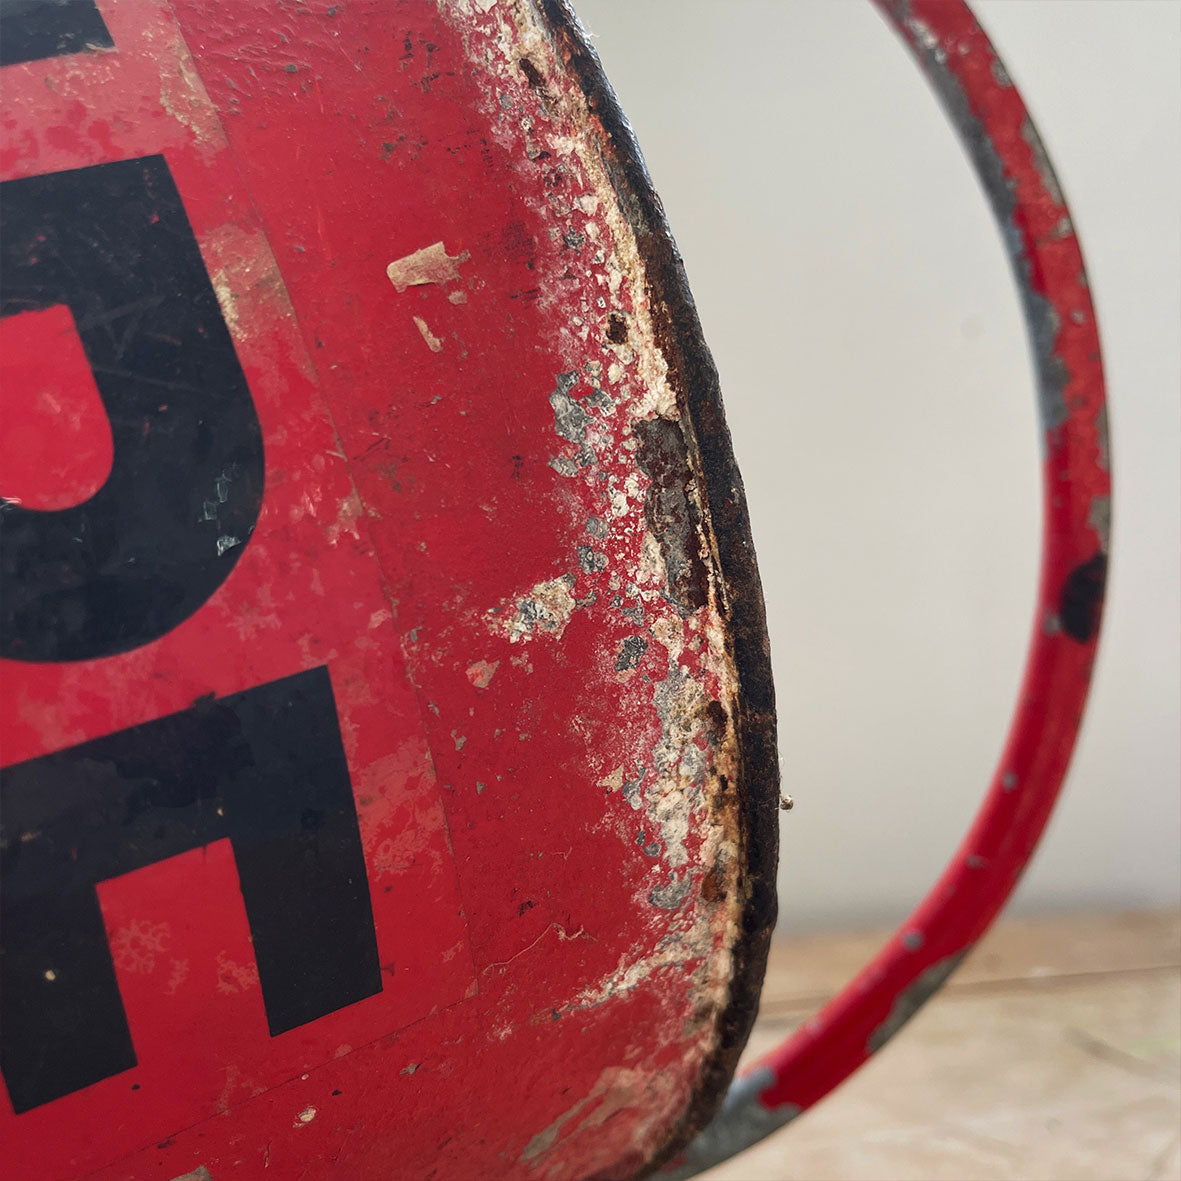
[0,2,778,1178]
[663,2,1112,1174]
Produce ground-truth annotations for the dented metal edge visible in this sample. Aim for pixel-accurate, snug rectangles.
[530,2,781,1174]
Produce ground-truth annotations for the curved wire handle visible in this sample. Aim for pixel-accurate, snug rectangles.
[662,2,1111,1175]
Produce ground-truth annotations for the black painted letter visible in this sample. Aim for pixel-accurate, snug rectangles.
[0,156,264,662]
[0,667,382,1113]
[0,0,113,67]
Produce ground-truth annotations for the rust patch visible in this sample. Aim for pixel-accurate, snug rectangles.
[518,54,546,91]
[632,417,708,618]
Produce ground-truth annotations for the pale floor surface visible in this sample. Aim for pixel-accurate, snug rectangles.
[700,910,1181,1181]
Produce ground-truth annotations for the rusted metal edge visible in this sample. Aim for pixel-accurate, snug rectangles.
[532,2,782,1175]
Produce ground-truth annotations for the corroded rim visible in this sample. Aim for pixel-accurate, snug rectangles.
[533,1,783,1173]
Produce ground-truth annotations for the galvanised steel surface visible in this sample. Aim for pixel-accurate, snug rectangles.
[0,1,1108,1179]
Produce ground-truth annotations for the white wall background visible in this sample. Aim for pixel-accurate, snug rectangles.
[573,1,1181,932]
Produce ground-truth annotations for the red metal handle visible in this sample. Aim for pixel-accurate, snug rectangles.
[662,2,1111,1174]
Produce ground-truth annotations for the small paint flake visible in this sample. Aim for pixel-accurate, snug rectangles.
[296,1105,317,1124]
[386,241,469,292]
[614,634,647,671]
[413,315,443,352]
[577,545,607,573]
[648,874,691,911]
[466,659,500,689]
[597,767,624,793]
[489,576,577,643]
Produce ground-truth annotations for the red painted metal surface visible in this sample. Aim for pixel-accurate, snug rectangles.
[664,2,1111,1174]
[0,2,778,1177]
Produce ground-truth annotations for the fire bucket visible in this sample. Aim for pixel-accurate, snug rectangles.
[0,2,1108,1177]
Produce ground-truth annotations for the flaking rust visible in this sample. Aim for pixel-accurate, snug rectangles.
[443,2,778,1176]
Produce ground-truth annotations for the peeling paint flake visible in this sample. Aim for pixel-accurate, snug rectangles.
[549,372,590,443]
[486,574,578,643]
[648,873,691,911]
[465,659,500,688]
[385,240,470,292]
[413,315,444,352]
